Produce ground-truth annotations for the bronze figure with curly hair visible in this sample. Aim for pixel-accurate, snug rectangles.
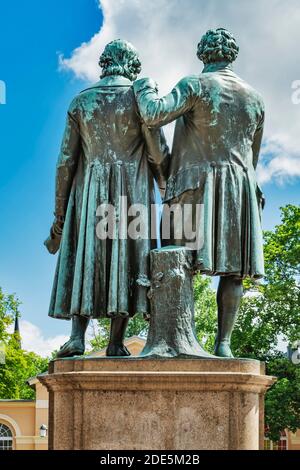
[45,39,169,358]
[197,28,239,64]
[99,39,142,82]
[134,28,265,358]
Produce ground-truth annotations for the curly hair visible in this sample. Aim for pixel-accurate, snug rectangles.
[99,39,142,82]
[197,28,239,65]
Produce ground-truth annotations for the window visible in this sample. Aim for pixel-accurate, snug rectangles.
[264,431,288,451]
[278,431,288,450]
[264,438,271,450]
[0,423,13,451]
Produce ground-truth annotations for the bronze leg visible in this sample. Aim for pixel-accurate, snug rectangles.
[56,315,89,358]
[71,314,90,339]
[106,317,131,357]
[215,276,243,358]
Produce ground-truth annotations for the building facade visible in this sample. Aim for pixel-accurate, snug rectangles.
[0,377,48,450]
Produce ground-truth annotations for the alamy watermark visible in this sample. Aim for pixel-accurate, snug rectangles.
[95,197,204,250]
[0,80,6,105]
[291,80,300,104]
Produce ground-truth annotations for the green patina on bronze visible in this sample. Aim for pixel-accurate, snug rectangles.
[140,246,215,358]
[133,28,265,358]
[45,30,266,360]
[45,39,169,357]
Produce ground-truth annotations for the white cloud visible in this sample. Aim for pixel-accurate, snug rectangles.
[6,319,106,357]
[16,320,68,358]
[60,0,300,186]
[258,154,300,185]
[257,134,300,184]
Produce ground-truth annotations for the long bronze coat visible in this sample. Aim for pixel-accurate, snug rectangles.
[134,63,265,278]
[49,76,169,320]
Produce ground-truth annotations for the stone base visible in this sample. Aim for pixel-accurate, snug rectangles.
[39,357,275,450]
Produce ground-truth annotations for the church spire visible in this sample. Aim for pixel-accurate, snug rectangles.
[13,313,21,348]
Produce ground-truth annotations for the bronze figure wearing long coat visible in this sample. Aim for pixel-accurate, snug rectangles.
[134,62,265,279]
[49,75,169,321]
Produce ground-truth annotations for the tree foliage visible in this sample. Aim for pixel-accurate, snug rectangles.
[194,275,217,354]
[0,336,48,399]
[264,354,300,441]
[194,204,300,441]
[0,287,18,343]
[0,289,48,399]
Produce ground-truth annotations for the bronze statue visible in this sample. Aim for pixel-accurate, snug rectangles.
[134,28,265,358]
[45,39,169,358]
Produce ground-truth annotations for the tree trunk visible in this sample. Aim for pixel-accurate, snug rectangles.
[140,246,214,358]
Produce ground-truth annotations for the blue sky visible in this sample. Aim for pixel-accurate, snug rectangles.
[0,1,102,347]
[0,0,299,354]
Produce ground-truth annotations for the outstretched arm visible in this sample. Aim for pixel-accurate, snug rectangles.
[133,77,200,128]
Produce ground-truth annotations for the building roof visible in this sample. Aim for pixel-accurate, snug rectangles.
[0,399,34,402]
[27,372,47,388]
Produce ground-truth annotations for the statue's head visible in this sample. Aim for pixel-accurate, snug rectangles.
[99,39,142,81]
[197,28,239,65]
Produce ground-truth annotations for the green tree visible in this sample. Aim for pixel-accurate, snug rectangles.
[0,335,48,399]
[193,205,300,441]
[88,319,111,351]
[233,206,300,357]
[0,288,48,399]
[194,275,217,354]
[264,354,300,442]
[0,287,18,343]
[232,206,300,440]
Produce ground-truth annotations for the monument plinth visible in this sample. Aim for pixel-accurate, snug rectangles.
[39,357,275,450]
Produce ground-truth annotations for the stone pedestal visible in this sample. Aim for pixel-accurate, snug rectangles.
[39,357,275,450]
